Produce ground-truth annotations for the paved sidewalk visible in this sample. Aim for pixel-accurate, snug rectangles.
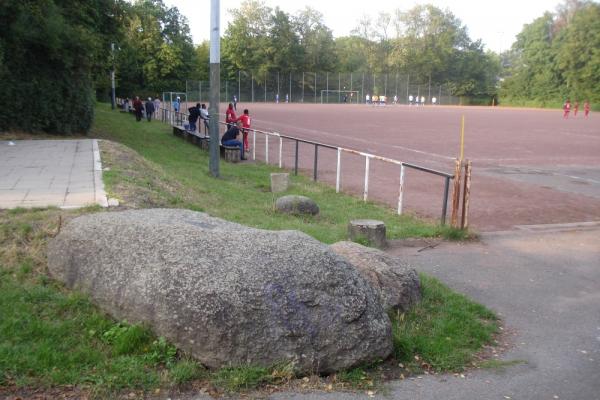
[0,139,107,209]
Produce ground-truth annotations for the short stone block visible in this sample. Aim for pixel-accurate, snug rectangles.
[220,145,241,163]
[348,219,387,249]
[270,173,289,193]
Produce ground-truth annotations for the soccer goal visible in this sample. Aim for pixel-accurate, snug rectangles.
[320,90,360,104]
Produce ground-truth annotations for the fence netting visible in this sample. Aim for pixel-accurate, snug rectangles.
[185,71,460,106]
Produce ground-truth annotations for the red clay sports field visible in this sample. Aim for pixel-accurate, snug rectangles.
[229,102,600,232]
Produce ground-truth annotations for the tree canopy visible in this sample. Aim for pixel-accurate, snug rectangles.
[500,0,600,105]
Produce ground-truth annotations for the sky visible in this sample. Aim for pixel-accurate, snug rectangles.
[164,0,561,53]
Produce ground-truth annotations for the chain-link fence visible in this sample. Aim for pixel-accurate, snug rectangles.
[184,71,460,106]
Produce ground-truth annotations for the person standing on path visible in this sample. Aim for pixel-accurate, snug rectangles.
[233,95,238,111]
[188,103,201,132]
[144,97,155,122]
[574,101,579,117]
[236,109,251,153]
[225,103,237,130]
[133,96,143,122]
[200,104,209,134]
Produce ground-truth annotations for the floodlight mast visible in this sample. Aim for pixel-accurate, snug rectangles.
[209,0,220,177]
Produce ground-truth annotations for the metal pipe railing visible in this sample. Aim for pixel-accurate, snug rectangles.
[154,106,455,224]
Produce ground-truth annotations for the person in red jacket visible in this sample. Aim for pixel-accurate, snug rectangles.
[132,96,143,122]
[225,103,237,129]
[584,100,591,118]
[237,109,251,153]
[563,99,571,119]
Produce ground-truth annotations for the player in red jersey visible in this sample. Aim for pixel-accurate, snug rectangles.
[225,103,237,129]
[236,109,251,154]
[563,99,571,119]
[584,100,591,118]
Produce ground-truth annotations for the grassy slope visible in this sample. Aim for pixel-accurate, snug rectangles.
[92,103,465,243]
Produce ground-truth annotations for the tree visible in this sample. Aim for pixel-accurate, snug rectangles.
[0,0,122,133]
[116,0,195,95]
[293,7,338,71]
[222,0,272,74]
[555,2,600,102]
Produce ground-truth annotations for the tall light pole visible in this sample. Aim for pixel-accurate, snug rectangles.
[111,43,116,110]
[209,0,220,177]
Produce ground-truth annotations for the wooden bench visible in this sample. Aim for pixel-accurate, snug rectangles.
[172,125,185,137]
[220,145,241,163]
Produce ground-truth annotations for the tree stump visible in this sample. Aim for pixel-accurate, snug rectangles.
[348,219,387,249]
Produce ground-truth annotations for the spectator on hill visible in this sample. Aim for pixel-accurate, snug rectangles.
[188,103,201,132]
[200,104,209,134]
[153,96,161,120]
[133,96,143,122]
[225,103,237,129]
[145,97,155,122]
[221,121,245,160]
[237,109,251,153]
[584,100,590,118]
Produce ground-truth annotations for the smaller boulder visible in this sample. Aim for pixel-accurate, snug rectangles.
[330,241,421,312]
[275,195,319,216]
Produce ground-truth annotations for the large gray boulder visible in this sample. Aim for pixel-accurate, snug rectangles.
[329,241,421,313]
[47,209,392,373]
[275,195,319,216]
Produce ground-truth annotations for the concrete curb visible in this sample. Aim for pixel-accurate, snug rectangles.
[93,139,108,208]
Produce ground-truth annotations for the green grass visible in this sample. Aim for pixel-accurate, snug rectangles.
[92,103,465,243]
[392,274,498,372]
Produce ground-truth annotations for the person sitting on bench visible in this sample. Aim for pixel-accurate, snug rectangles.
[221,121,246,160]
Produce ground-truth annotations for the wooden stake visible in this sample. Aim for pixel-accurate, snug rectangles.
[450,159,462,228]
[461,160,472,229]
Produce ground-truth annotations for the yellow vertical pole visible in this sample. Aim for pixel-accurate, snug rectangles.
[459,115,465,161]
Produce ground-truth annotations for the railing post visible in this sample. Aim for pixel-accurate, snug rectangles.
[398,163,405,214]
[294,140,299,175]
[252,129,256,161]
[336,148,342,193]
[441,176,450,225]
[461,160,472,229]
[363,156,370,201]
[313,144,318,181]
[265,134,269,164]
[278,136,283,168]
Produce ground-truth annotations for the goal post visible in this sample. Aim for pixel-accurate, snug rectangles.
[320,90,360,104]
